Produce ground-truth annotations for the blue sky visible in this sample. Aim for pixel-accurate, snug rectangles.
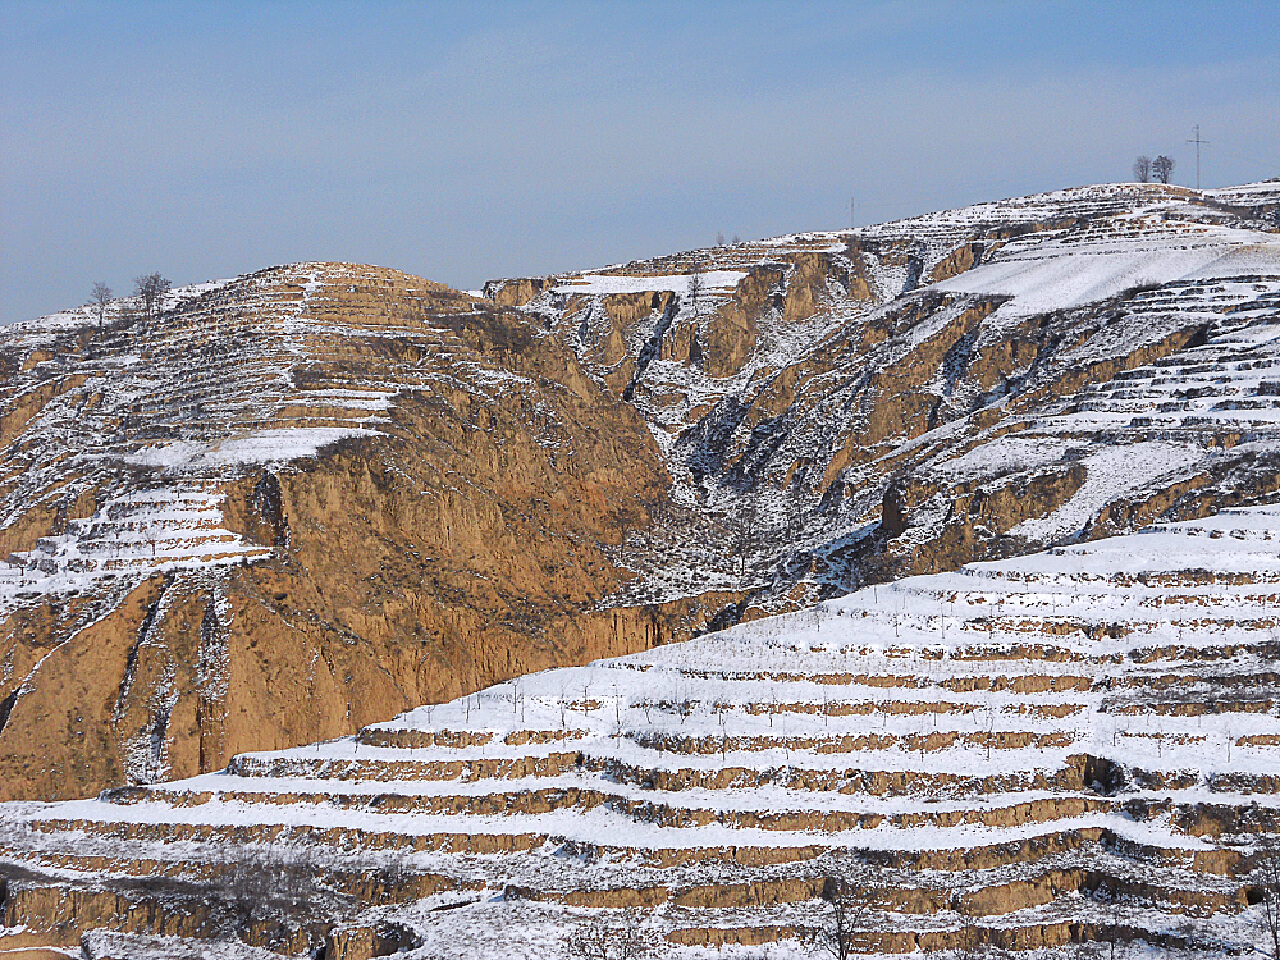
[3,1,1278,321]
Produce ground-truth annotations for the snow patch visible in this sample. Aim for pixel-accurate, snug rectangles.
[557,271,747,295]
[124,428,378,472]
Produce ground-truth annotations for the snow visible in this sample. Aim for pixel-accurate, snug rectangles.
[6,504,1280,955]
[4,184,1280,957]
[18,504,1280,810]
[526,177,1280,620]
[123,428,379,471]
[2,276,239,331]
[930,437,1071,485]
[0,261,531,628]
[83,931,279,959]
[1182,242,1280,279]
[0,486,269,616]
[1204,179,1280,200]
[557,270,748,295]
[1009,442,1203,542]
[934,226,1280,318]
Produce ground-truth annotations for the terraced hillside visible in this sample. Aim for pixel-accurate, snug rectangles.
[503,180,1280,612]
[2,179,1279,808]
[4,506,1280,957]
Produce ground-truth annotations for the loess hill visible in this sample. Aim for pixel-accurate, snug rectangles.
[6,504,1280,957]
[0,178,1279,815]
[0,264,693,802]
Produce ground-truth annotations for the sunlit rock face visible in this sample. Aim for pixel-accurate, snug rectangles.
[0,262,695,802]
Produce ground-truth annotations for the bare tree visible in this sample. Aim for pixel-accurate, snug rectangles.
[134,272,170,323]
[1255,843,1280,959]
[818,879,876,960]
[213,845,329,933]
[1132,155,1151,183]
[686,260,704,318]
[91,282,113,327]
[565,922,611,960]
[1099,877,1124,960]
[820,894,858,960]
[1152,155,1175,184]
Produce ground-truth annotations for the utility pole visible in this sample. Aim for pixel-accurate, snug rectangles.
[1186,125,1210,189]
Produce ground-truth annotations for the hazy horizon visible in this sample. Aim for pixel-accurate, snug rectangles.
[3,0,1278,323]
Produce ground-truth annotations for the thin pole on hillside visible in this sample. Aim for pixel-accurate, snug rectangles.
[1186,125,1210,189]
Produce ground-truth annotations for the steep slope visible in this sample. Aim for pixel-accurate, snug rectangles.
[0,263,725,802]
[4,507,1280,957]
[496,181,1280,614]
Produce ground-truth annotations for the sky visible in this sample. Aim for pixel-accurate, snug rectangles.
[2,1,1278,323]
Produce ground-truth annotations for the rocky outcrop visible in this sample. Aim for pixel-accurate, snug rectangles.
[499,182,1280,620]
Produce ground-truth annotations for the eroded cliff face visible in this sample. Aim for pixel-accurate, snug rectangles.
[500,181,1280,614]
[0,264,743,801]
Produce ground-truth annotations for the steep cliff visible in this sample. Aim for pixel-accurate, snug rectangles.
[0,264,735,801]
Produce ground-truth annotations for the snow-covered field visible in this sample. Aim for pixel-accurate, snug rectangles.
[934,221,1280,318]
[557,270,748,295]
[0,486,267,617]
[5,506,1280,956]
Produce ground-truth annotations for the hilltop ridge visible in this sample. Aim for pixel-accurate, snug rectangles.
[0,261,686,802]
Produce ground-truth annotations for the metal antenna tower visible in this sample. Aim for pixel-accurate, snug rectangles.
[1186,125,1210,189]
[849,195,856,230]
